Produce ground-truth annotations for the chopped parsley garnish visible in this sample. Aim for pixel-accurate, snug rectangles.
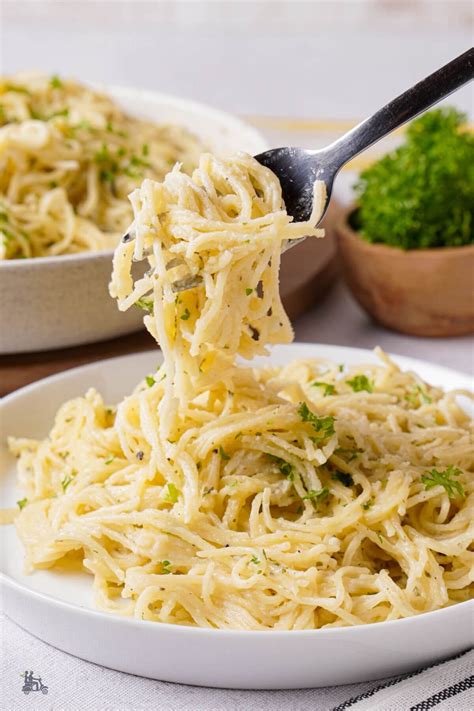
[312,381,336,396]
[245,288,253,296]
[50,108,69,119]
[5,83,30,95]
[362,498,374,511]
[136,297,154,313]
[160,560,172,575]
[346,375,373,393]
[406,385,432,406]
[164,482,180,504]
[331,471,354,487]
[219,446,230,461]
[250,556,260,565]
[421,466,465,499]
[334,447,359,462]
[105,121,128,138]
[145,375,155,387]
[50,75,63,89]
[129,153,151,169]
[302,486,330,504]
[142,143,149,156]
[297,402,335,442]
[17,497,28,510]
[104,455,115,465]
[61,470,77,492]
[268,454,294,481]
[180,308,191,320]
[94,143,112,163]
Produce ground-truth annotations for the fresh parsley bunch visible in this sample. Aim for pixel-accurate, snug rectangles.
[352,108,474,249]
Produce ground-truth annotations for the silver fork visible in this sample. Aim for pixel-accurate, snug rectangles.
[170,49,473,292]
[257,48,473,224]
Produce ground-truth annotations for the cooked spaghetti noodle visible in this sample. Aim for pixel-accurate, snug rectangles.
[9,154,473,630]
[0,73,203,259]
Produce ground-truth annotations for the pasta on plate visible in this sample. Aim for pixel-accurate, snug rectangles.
[0,74,203,259]
[8,153,473,630]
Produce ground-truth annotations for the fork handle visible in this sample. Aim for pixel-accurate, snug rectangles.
[323,48,474,170]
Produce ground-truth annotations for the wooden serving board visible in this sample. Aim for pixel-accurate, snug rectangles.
[0,201,341,396]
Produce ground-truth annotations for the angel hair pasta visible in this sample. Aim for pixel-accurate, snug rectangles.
[8,153,473,630]
[0,73,203,259]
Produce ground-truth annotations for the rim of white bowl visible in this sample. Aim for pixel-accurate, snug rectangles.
[0,84,268,268]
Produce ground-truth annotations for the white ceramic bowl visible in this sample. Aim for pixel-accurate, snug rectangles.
[1,343,472,689]
[0,86,268,354]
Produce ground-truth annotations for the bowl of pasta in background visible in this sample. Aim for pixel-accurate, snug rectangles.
[0,84,268,354]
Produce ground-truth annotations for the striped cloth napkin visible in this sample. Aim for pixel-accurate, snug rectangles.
[1,614,472,710]
[332,649,473,710]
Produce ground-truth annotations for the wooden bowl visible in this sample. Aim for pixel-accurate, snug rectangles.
[336,210,474,337]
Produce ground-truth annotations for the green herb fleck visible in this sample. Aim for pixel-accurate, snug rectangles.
[180,308,191,321]
[302,486,330,504]
[297,402,335,442]
[17,498,28,510]
[136,297,154,313]
[421,466,465,499]
[268,454,294,481]
[245,288,253,296]
[347,375,373,393]
[331,471,354,487]
[50,75,63,89]
[219,446,230,461]
[5,83,30,95]
[250,556,260,565]
[105,455,115,465]
[334,447,359,462]
[312,381,336,396]
[160,560,172,574]
[362,498,374,511]
[61,470,77,492]
[406,385,432,406]
[164,482,180,504]
[145,375,155,388]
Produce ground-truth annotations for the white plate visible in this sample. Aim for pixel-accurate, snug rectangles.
[1,343,472,689]
[0,85,268,354]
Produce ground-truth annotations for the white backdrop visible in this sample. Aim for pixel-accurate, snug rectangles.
[1,0,472,120]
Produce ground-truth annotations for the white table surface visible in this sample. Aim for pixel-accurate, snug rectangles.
[1,3,473,708]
